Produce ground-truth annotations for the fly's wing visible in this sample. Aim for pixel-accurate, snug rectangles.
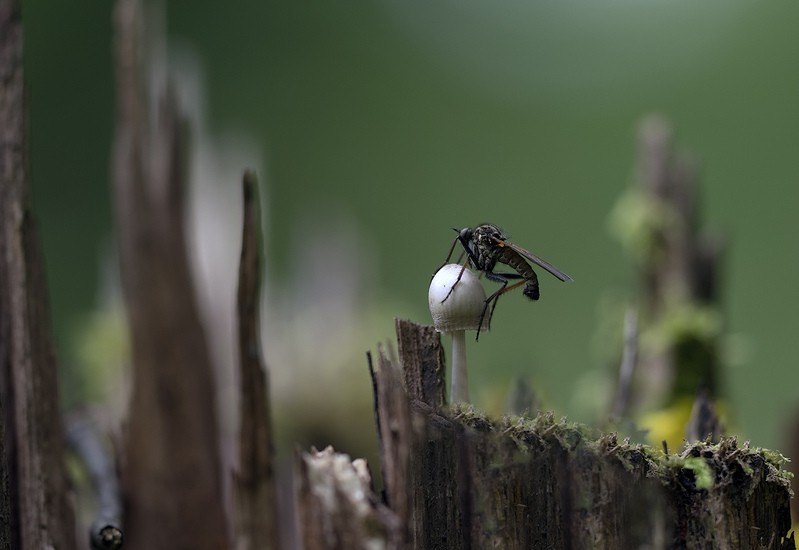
[494,237,574,282]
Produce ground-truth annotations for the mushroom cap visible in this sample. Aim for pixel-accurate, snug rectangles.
[428,264,489,333]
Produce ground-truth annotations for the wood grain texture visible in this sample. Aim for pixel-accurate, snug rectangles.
[395,318,445,408]
[0,0,76,547]
[233,170,278,550]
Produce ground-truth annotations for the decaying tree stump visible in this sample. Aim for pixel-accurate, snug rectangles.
[357,320,793,550]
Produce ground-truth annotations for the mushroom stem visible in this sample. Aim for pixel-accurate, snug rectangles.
[429,263,485,405]
[450,330,469,403]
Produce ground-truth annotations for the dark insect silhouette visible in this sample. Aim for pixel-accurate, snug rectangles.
[437,223,572,338]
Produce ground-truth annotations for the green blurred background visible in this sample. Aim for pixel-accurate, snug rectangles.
[21,0,799,451]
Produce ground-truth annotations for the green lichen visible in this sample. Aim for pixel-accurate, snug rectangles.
[651,437,796,498]
[590,432,661,475]
[680,456,715,490]
[759,448,794,494]
[642,301,722,355]
[502,411,598,452]
[450,402,493,432]
[607,188,678,264]
[761,448,791,470]
[452,410,793,498]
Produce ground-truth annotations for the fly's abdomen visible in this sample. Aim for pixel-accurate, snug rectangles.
[523,280,539,300]
[498,248,540,301]
[496,248,532,277]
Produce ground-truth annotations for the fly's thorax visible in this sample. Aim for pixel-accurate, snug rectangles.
[474,225,504,248]
[473,228,502,267]
[478,250,496,272]
[474,223,506,239]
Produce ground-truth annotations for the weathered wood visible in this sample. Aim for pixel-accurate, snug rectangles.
[233,170,278,550]
[0,0,76,547]
[395,318,445,408]
[371,320,794,550]
[112,0,228,546]
[664,438,793,549]
[372,329,463,549]
[368,348,413,548]
[297,446,399,550]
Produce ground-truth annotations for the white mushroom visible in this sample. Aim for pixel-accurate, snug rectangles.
[428,264,488,404]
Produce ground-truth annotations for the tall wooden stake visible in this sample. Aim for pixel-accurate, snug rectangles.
[0,0,76,547]
[233,170,278,550]
[112,0,228,546]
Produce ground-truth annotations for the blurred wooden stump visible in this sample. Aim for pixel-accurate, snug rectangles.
[112,0,228,546]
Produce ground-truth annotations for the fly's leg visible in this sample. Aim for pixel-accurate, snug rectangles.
[439,235,481,304]
[475,272,526,340]
[476,298,493,341]
[484,280,527,333]
[440,259,470,304]
[433,236,460,278]
[432,236,466,304]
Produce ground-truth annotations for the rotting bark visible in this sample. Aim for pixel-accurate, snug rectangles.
[0,0,76,548]
[369,318,447,544]
[368,348,413,548]
[233,170,278,550]
[367,320,794,550]
[395,318,445,409]
[112,0,228,547]
[297,446,400,550]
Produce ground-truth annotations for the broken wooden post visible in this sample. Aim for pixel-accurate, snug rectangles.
[366,320,794,550]
[233,170,279,550]
[0,0,76,547]
[297,446,400,550]
[112,0,228,546]
[611,114,725,417]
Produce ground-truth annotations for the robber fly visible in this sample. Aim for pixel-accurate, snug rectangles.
[437,223,573,339]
